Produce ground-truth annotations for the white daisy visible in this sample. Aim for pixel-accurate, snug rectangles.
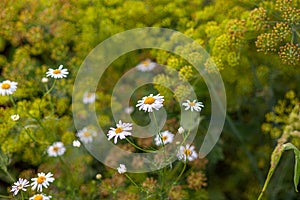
[154,130,174,146]
[107,120,132,144]
[11,114,20,121]
[47,142,66,157]
[124,106,134,114]
[135,59,156,72]
[29,194,52,200]
[31,172,55,192]
[0,80,18,96]
[83,92,96,104]
[182,100,204,112]
[10,178,30,196]
[76,127,97,144]
[46,64,69,79]
[178,127,184,134]
[41,77,49,83]
[177,144,198,162]
[136,94,164,112]
[117,164,127,174]
[72,140,81,147]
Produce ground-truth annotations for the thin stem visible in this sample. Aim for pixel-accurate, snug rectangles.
[9,95,17,111]
[258,167,274,200]
[125,138,154,153]
[3,168,15,182]
[174,162,187,185]
[0,195,12,198]
[43,79,56,96]
[124,173,140,189]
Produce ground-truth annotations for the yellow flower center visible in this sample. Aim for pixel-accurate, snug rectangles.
[1,83,10,89]
[162,135,168,141]
[142,60,150,66]
[53,69,61,74]
[37,176,46,184]
[53,146,59,152]
[83,131,91,137]
[17,185,23,190]
[33,194,43,200]
[115,127,122,134]
[144,97,155,104]
[189,102,196,106]
[184,149,191,156]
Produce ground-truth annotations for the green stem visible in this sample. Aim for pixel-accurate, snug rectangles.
[3,168,15,182]
[0,195,12,198]
[125,138,154,153]
[257,167,274,200]
[174,162,187,184]
[43,79,56,96]
[124,173,141,190]
[9,95,17,111]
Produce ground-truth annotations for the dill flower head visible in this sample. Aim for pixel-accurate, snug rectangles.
[31,172,55,192]
[136,93,164,112]
[278,43,300,65]
[47,142,66,157]
[0,80,18,96]
[142,177,157,192]
[10,178,30,196]
[76,127,97,144]
[154,130,174,146]
[135,59,156,72]
[29,194,52,200]
[182,100,204,112]
[187,171,207,190]
[46,64,68,79]
[107,120,132,144]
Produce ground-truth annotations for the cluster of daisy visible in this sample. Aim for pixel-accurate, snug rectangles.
[10,172,54,199]
[108,92,204,173]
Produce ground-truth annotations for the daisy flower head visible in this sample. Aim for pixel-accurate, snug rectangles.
[124,106,134,114]
[47,142,66,157]
[117,164,127,174]
[10,178,30,196]
[41,77,49,83]
[0,80,17,96]
[154,130,174,146]
[46,64,68,79]
[11,114,20,121]
[83,92,96,104]
[72,140,81,147]
[136,94,164,112]
[177,144,198,162]
[178,126,185,134]
[31,172,55,192]
[182,100,204,112]
[29,194,52,200]
[76,127,97,144]
[135,59,156,72]
[107,120,132,144]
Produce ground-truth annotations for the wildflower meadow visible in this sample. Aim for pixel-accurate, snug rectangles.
[0,0,300,200]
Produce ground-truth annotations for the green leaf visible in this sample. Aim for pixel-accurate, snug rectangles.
[283,143,300,192]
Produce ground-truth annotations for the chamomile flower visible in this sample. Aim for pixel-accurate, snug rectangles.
[46,64,68,79]
[72,140,81,147]
[83,92,96,104]
[182,100,204,112]
[47,142,66,157]
[136,94,164,112]
[76,127,97,144]
[117,164,127,174]
[11,114,20,121]
[124,106,134,114]
[178,127,185,134]
[10,178,30,196]
[31,172,55,192]
[0,80,18,96]
[107,120,132,144]
[154,130,174,146]
[135,59,156,72]
[177,144,198,162]
[41,77,49,83]
[29,194,52,200]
